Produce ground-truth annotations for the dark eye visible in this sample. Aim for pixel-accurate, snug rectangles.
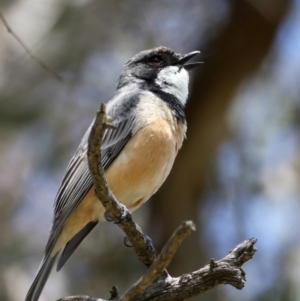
[149,55,162,66]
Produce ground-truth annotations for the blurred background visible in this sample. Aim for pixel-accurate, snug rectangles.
[0,0,299,300]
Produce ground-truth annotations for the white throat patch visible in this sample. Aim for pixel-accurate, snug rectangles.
[155,66,189,105]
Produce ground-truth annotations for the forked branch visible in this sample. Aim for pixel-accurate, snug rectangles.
[58,238,257,301]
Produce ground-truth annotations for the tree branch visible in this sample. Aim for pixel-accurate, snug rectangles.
[120,221,196,301]
[87,103,157,267]
[58,238,257,301]
[0,11,62,81]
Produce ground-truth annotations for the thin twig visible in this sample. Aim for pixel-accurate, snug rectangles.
[0,11,62,81]
[87,103,157,267]
[120,221,196,301]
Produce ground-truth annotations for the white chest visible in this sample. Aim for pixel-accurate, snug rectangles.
[155,66,189,105]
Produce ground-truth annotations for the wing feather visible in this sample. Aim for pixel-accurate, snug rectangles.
[45,92,139,256]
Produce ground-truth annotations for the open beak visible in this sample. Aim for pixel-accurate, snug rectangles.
[172,51,202,71]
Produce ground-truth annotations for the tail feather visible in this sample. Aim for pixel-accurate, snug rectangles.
[25,254,58,301]
[57,221,98,271]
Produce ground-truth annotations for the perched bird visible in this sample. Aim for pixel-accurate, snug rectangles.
[25,46,201,301]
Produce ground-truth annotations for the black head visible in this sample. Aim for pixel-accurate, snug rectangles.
[117,47,201,104]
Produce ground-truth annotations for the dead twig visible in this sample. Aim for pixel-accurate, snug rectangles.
[120,221,196,301]
[0,11,62,81]
[87,103,157,267]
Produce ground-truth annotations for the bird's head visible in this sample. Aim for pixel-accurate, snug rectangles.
[117,46,201,105]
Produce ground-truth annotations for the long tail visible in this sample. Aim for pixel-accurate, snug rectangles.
[25,221,98,301]
[25,254,58,301]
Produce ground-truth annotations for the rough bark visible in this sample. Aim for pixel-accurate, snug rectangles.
[58,238,257,301]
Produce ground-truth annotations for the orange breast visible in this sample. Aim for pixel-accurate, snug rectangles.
[106,118,180,205]
[52,117,186,255]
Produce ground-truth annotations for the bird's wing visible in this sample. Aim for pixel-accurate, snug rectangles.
[45,92,139,256]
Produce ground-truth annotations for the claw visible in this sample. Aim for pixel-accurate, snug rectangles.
[104,208,128,224]
[104,211,114,222]
[124,236,132,248]
[145,235,155,253]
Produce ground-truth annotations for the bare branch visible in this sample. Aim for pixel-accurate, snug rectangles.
[57,238,257,301]
[120,221,196,301]
[0,11,62,81]
[87,103,157,267]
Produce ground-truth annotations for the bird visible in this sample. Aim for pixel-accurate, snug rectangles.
[25,46,201,301]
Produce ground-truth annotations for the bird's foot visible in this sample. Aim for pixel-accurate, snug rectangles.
[123,234,155,253]
[145,235,156,254]
[104,206,128,224]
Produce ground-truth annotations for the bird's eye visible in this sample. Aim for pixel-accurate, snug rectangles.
[149,55,162,66]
